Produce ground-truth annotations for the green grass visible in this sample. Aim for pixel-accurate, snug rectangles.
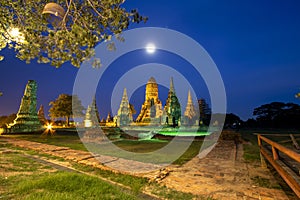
[251,175,281,189]
[3,172,138,200]
[0,145,202,200]
[87,140,204,164]
[0,150,43,172]
[6,133,87,151]
[71,162,148,194]
[158,131,210,136]
[238,128,300,162]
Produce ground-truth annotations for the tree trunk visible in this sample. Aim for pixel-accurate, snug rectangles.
[66,116,70,127]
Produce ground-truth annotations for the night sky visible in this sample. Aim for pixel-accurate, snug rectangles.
[0,0,300,121]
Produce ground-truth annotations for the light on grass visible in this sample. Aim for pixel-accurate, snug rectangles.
[145,43,156,54]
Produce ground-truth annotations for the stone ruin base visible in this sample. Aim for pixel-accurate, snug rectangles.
[2,124,43,134]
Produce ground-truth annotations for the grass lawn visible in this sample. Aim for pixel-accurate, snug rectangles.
[1,172,139,200]
[238,128,300,162]
[4,130,205,165]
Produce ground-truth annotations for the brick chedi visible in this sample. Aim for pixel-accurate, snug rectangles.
[84,97,100,127]
[8,80,42,133]
[37,105,47,125]
[116,88,133,126]
[182,90,198,125]
[164,77,181,127]
[136,77,163,124]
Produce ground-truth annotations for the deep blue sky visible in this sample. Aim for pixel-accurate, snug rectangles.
[0,0,300,120]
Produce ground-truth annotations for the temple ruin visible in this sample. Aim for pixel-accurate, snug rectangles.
[8,80,43,133]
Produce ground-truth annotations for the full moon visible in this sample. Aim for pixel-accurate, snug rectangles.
[145,43,156,54]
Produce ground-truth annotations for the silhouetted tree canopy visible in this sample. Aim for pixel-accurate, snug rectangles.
[0,0,147,67]
[253,102,300,128]
[211,113,242,128]
[49,94,84,126]
[225,113,242,127]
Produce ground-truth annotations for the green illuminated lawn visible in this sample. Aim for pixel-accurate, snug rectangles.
[158,131,210,136]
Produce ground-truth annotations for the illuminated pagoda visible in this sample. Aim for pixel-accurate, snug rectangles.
[163,77,181,127]
[115,88,133,126]
[84,96,100,127]
[182,90,198,126]
[136,77,164,124]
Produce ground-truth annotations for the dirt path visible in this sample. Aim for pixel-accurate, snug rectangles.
[156,140,292,200]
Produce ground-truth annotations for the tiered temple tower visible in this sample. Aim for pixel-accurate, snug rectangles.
[164,77,181,127]
[182,90,198,125]
[136,77,163,124]
[8,80,42,133]
[116,88,133,126]
[84,97,100,127]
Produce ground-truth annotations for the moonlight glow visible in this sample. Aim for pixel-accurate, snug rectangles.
[145,43,156,54]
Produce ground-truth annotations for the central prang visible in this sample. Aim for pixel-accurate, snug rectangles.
[136,77,164,125]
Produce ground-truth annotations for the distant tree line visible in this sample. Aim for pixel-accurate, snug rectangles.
[245,102,300,129]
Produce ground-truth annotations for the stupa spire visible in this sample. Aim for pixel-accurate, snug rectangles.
[169,77,175,94]
[122,88,128,102]
[116,88,133,126]
[187,90,193,104]
[164,77,181,127]
[183,90,197,125]
[84,96,100,127]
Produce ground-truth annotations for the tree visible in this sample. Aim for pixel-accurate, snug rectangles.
[253,102,300,128]
[0,113,16,128]
[225,113,242,128]
[49,94,84,126]
[198,98,211,125]
[0,1,147,67]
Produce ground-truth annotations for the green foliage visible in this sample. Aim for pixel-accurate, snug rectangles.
[0,113,16,128]
[49,94,84,125]
[0,0,147,67]
[253,102,300,128]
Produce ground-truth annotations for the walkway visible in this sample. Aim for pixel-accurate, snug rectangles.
[158,141,292,200]
[0,137,161,174]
